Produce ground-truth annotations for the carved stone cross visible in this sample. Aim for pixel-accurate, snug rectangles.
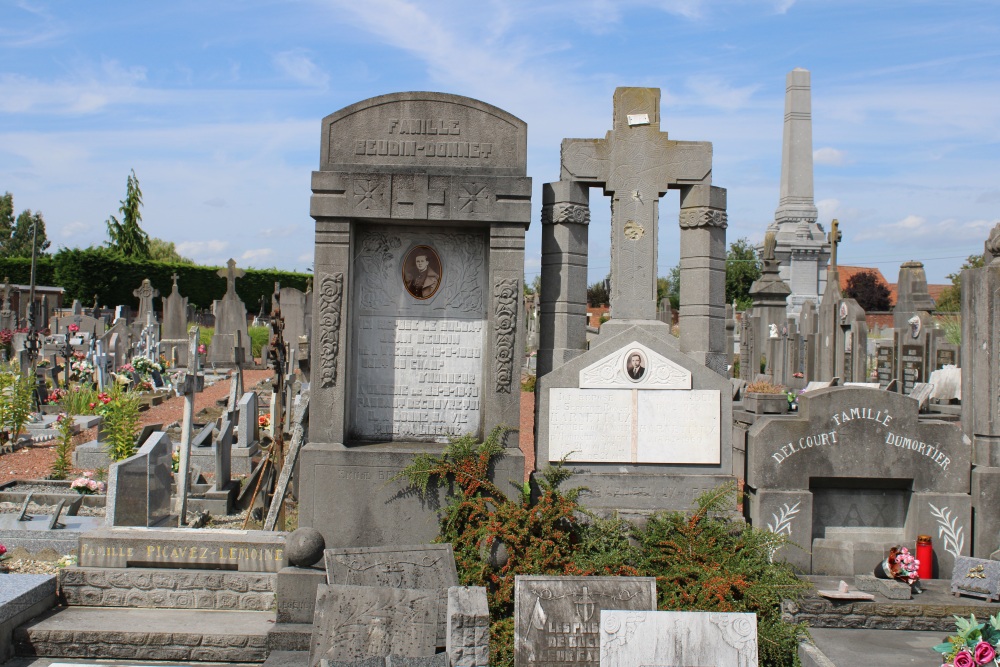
[218,258,245,297]
[133,279,159,321]
[561,88,712,319]
[828,218,842,270]
[171,273,180,292]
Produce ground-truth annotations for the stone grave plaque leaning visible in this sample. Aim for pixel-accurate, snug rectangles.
[324,544,459,589]
[301,92,530,548]
[513,575,656,667]
[600,609,758,667]
[950,556,1000,601]
[309,583,439,666]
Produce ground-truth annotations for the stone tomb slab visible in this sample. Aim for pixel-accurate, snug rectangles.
[578,340,691,389]
[309,583,439,667]
[599,610,758,667]
[548,388,720,464]
[324,544,459,590]
[513,575,656,667]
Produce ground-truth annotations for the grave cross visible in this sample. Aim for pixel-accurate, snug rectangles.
[133,279,159,322]
[561,88,712,319]
[828,218,842,270]
[218,258,245,297]
[170,273,180,293]
[176,326,204,525]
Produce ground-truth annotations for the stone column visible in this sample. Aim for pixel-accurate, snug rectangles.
[964,223,1000,556]
[537,181,589,377]
[308,171,351,444]
[486,222,526,443]
[774,68,818,226]
[678,185,728,376]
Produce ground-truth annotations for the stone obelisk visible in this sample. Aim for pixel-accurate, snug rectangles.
[766,68,831,320]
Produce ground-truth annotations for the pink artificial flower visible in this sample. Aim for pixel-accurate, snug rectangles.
[952,649,974,667]
[974,641,996,664]
[0,543,7,557]
[197,344,207,355]
[68,324,79,333]
[83,471,93,478]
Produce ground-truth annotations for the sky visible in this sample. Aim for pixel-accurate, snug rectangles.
[2,1,999,286]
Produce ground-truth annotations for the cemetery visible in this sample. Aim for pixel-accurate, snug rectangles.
[0,56,998,667]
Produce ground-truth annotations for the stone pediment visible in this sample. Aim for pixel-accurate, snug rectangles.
[579,341,691,389]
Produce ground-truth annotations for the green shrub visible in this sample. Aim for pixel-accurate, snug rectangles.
[49,413,75,480]
[248,326,270,359]
[101,389,142,461]
[397,433,808,667]
[60,385,100,415]
[0,368,34,445]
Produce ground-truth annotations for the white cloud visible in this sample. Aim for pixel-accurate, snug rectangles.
[896,214,926,230]
[177,240,230,257]
[261,225,301,239]
[684,77,760,111]
[59,221,91,238]
[241,248,274,264]
[773,0,797,14]
[273,50,329,89]
[814,147,847,166]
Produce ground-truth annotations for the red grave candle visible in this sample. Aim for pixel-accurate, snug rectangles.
[916,535,933,580]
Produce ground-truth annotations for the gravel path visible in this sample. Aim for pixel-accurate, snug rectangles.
[0,369,272,485]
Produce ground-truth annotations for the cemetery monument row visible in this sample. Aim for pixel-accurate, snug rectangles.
[301,92,530,548]
[535,87,734,520]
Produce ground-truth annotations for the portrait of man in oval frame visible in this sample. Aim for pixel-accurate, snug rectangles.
[624,348,647,382]
[402,244,443,300]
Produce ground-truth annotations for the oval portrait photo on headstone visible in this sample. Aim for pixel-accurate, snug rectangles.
[402,244,443,300]
[624,348,647,382]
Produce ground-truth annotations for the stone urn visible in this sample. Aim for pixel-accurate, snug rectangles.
[743,392,789,414]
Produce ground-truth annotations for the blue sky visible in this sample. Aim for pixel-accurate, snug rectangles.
[3,1,999,285]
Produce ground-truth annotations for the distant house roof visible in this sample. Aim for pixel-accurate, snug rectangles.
[834,265,949,309]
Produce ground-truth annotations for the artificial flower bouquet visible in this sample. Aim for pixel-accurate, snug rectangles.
[934,614,1000,667]
[877,545,921,586]
[70,472,106,495]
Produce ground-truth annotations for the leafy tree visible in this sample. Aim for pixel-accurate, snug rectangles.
[149,237,194,264]
[106,170,151,259]
[0,192,50,257]
[844,269,891,311]
[935,254,986,312]
[587,273,610,306]
[658,265,680,310]
[726,237,762,310]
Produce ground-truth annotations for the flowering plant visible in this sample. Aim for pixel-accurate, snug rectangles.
[46,387,67,405]
[0,542,7,560]
[131,356,163,376]
[69,357,95,382]
[0,329,12,346]
[934,613,1000,666]
[67,323,80,334]
[197,344,207,355]
[70,471,105,495]
[258,414,271,429]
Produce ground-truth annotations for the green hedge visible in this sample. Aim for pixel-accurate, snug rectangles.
[19,247,311,310]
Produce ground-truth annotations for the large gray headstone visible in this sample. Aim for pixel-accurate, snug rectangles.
[214,418,234,489]
[208,259,250,365]
[513,575,656,667]
[309,584,439,666]
[301,91,529,549]
[599,610,758,667]
[237,391,259,447]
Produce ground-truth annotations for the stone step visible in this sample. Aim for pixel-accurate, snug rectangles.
[14,607,273,663]
[60,567,276,611]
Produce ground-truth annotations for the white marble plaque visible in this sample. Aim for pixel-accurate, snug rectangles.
[600,610,758,667]
[636,390,721,464]
[549,389,632,462]
[579,341,691,390]
[353,316,484,442]
[549,388,721,464]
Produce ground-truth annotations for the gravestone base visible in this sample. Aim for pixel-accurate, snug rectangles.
[973,467,1000,558]
[191,441,260,475]
[72,440,112,471]
[545,472,737,524]
[187,481,239,516]
[276,566,326,624]
[300,442,524,549]
[812,534,903,576]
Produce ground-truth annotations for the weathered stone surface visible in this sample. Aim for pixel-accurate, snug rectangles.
[309,584,438,666]
[446,586,489,667]
[324,544,459,590]
[277,566,326,624]
[951,556,1000,601]
[288,527,326,567]
[600,610,758,667]
[105,430,173,527]
[513,575,656,667]
[78,527,286,572]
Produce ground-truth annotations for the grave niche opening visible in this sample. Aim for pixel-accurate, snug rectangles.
[809,477,911,542]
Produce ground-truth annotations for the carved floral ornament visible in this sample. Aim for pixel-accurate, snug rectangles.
[678,207,728,229]
[540,202,590,225]
[493,278,519,393]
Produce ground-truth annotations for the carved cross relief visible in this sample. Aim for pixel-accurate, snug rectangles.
[560,88,712,320]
